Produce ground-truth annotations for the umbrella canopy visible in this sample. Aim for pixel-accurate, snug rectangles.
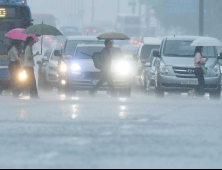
[22,23,62,36]
[5,28,39,42]
[97,32,130,40]
[190,37,222,47]
[23,23,63,55]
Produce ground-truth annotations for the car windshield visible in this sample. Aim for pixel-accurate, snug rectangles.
[51,53,60,61]
[44,50,52,59]
[140,45,160,60]
[164,40,217,58]
[64,40,104,55]
[74,47,122,60]
[75,46,104,59]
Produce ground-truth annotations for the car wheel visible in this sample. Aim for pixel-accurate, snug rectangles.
[119,85,131,98]
[210,86,221,100]
[155,83,164,98]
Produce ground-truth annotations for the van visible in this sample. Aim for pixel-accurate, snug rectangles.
[154,36,222,98]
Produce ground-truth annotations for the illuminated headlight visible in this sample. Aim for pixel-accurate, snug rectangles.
[19,70,27,80]
[71,63,81,71]
[160,61,169,76]
[116,61,131,76]
[60,62,67,72]
[211,64,220,77]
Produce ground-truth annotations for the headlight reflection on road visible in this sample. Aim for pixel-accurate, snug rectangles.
[119,98,127,102]
[60,94,66,100]
[71,105,78,119]
[119,105,127,119]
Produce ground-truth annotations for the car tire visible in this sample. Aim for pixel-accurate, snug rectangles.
[119,85,131,98]
[210,86,221,100]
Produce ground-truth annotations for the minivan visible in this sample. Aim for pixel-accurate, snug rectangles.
[154,36,222,98]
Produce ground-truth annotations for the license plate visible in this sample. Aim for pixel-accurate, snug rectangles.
[91,80,99,85]
[181,81,198,85]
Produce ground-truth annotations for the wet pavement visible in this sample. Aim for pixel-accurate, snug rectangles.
[0,91,222,168]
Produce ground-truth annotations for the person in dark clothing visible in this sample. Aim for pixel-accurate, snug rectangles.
[8,40,24,97]
[194,46,208,96]
[90,39,116,96]
[24,37,39,99]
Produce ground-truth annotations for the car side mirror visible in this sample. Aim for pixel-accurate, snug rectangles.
[218,53,222,60]
[153,50,161,58]
[42,58,49,62]
[37,61,42,65]
[54,50,62,57]
[145,62,151,67]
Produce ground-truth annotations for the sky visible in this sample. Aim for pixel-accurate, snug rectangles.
[28,0,140,27]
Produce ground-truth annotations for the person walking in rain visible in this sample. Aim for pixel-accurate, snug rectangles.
[190,46,208,97]
[90,39,116,96]
[24,37,39,99]
[8,40,24,97]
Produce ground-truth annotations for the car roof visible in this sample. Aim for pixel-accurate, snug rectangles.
[66,36,101,41]
[165,36,201,41]
[143,37,163,45]
[76,44,120,48]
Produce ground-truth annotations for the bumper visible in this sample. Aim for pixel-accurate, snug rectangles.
[61,72,131,91]
[157,74,221,93]
[46,69,59,83]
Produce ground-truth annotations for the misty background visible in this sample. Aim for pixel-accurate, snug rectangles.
[27,0,222,50]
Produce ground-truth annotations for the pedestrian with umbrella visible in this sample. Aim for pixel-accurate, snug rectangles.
[190,37,222,97]
[5,28,39,98]
[23,37,40,99]
[22,22,62,99]
[90,32,130,97]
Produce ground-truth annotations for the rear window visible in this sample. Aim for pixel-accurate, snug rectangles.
[140,45,160,60]
[164,40,216,58]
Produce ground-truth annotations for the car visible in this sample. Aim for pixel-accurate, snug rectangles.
[135,37,162,86]
[37,49,60,90]
[37,49,54,90]
[62,36,105,60]
[154,36,222,99]
[140,49,158,92]
[57,44,133,97]
[38,48,62,90]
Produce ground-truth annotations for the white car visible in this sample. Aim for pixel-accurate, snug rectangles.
[58,44,133,97]
[135,37,163,86]
[38,48,61,90]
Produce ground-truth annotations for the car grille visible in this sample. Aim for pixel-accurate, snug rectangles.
[84,72,101,80]
[173,67,196,75]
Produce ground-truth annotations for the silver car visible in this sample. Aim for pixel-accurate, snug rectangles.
[154,36,222,98]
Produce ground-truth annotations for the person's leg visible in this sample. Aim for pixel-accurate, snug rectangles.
[91,75,105,94]
[199,72,205,96]
[104,72,116,96]
[29,67,39,99]
[195,68,201,96]
[9,62,19,97]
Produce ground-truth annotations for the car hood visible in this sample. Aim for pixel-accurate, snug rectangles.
[162,57,217,68]
[49,60,59,67]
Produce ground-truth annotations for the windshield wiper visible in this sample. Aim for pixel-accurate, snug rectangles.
[81,52,93,57]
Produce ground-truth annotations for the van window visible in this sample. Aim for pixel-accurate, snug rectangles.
[164,40,216,58]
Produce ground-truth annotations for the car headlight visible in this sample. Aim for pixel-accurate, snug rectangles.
[19,70,27,80]
[60,62,67,72]
[71,63,81,71]
[160,61,169,76]
[211,64,220,77]
[116,61,131,76]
